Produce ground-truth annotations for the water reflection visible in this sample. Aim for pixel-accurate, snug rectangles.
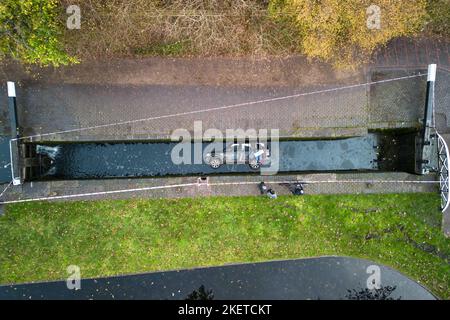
[345,285,400,300]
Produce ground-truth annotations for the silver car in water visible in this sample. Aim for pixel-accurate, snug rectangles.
[204,142,270,170]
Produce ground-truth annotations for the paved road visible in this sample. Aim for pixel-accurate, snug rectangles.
[0,256,436,299]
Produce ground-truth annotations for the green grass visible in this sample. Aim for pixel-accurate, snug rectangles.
[0,193,449,298]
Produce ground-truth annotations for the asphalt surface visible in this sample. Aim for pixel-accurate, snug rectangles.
[0,256,436,300]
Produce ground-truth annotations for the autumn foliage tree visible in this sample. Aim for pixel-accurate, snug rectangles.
[0,0,76,66]
[269,0,428,67]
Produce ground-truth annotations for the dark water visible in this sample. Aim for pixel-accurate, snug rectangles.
[30,133,416,180]
[0,136,12,184]
[0,257,435,300]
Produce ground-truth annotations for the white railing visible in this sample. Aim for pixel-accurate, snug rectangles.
[437,132,450,212]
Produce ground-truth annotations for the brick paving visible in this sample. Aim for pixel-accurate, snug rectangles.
[370,37,450,132]
[3,83,369,141]
[372,37,449,70]
[0,172,437,204]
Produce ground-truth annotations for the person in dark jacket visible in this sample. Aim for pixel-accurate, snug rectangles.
[293,183,304,196]
[259,182,268,195]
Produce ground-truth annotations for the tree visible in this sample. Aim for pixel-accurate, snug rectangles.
[185,285,215,300]
[0,0,77,66]
[269,0,428,67]
[345,285,400,300]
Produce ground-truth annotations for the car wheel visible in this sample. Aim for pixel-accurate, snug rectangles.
[249,161,260,170]
[209,157,221,169]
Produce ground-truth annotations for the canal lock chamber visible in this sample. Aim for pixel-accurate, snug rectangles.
[18,130,423,182]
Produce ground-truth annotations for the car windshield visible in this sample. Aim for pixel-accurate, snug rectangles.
[226,145,238,153]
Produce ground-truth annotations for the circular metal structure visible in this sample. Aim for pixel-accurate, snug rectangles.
[437,132,449,212]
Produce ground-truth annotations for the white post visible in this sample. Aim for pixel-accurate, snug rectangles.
[7,81,16,97]
[427,64,437,82]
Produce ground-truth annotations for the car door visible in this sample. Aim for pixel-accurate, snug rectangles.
[225,144,239,164]
[240,144,253,164]
[255,143,269,161]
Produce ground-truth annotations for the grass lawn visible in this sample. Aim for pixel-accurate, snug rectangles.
[0,193,449,298]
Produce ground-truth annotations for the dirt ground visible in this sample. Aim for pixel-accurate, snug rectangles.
[0,55,362,87]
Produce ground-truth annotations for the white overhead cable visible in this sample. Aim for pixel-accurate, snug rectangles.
[0,183,197,204]
[0,179,438,205]
[13,73,425,141]
[0,181,12,200]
